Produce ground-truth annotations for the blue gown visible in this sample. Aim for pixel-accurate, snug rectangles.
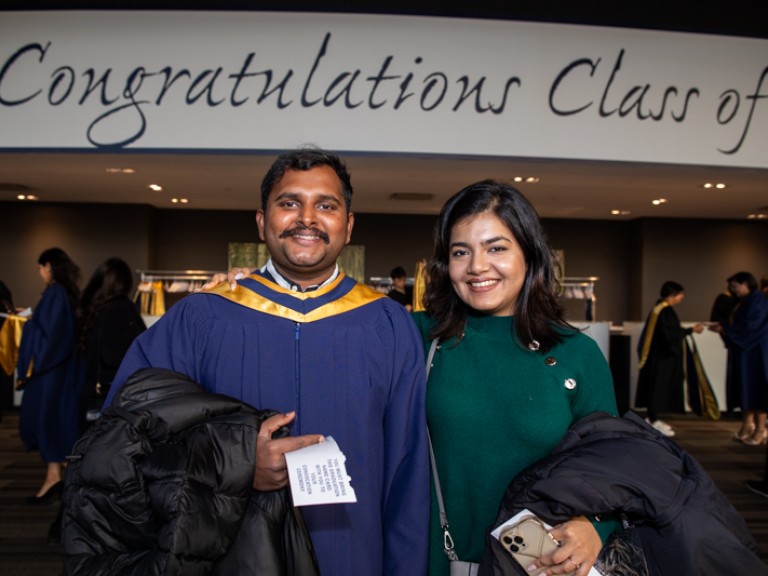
[107,272,429,576]
[725,290,768,411]
[17,283,80,462]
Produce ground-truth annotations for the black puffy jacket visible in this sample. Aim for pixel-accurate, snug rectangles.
[62,368,320,576]
[481,412,766,576]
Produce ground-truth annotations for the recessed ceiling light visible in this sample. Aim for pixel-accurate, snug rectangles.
[703,182,727,189]
[610,209,631,216]
[171,198,189,204]
[105,167,135,174]
[16,194,38,201]
[652,198,667,205]
[149,184,163,191]
[747,213,766,219]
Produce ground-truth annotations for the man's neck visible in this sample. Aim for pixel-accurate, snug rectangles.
[263,260,339,292]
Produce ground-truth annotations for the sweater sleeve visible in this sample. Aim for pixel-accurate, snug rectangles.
[566,333,620,543]
[568,332,619,421]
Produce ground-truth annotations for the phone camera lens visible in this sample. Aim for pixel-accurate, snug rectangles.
[510,544,519,552]
[503,536,512,544]
[514,536,524,544]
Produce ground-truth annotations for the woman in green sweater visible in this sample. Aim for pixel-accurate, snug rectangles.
[413,180,618,576]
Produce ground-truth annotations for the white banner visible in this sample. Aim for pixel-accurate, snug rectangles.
[1,11,766,167]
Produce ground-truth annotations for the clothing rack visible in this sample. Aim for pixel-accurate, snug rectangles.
[138,269,223,282]
[135,270,224,317]
[559,276,599,321]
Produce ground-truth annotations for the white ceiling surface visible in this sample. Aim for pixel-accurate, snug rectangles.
[0,152,766,220]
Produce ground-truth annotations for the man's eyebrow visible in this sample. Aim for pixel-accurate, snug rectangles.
[271,191,341,204]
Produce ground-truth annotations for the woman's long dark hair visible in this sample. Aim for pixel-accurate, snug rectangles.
[78,257,134,350]
[425,180,571,351]
[38,247,80,306]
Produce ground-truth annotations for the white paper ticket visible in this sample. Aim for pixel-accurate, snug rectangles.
[284,436,357,506]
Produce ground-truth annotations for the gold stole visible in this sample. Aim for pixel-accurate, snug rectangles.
[638,300,670,369]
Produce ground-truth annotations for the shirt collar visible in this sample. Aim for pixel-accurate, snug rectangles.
[261,259,340,293]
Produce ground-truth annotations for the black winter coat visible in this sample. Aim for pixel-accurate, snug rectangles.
[62,368,320,576]
[481,411,766,576]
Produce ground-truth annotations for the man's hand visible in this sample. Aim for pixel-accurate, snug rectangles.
[253,411,324,491]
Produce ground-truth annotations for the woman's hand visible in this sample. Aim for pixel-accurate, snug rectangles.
[199,267,255,291]
[532,516,601,576]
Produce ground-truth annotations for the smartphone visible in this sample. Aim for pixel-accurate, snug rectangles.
[498,515,574,576]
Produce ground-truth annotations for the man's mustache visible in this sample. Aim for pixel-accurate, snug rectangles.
[279,226,330,244]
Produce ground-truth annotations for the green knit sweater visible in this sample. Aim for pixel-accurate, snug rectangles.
[413,312,618,576]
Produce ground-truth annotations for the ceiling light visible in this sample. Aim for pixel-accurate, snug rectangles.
[611,209,631,216]
[652,198,667,205]
[171,198,189,204]
[747,213,767,219]
[16,194,38,201]
[148,184,163,191]
[105,167,135,174]
[702,182,727,189]
[524,177,540,183]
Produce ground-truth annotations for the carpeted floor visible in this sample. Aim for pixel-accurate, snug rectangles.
[0,410,766,575]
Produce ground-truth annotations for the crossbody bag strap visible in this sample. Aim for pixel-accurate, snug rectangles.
[426,338,460,562]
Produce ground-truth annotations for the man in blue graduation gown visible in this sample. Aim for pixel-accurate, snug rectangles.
[105,147,429,576]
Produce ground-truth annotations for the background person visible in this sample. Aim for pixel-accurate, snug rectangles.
[16,247,81,504]
[635,281,704,437]
[413,180,619,576]
[0,279,14,315]
[711,272,768,446]
[710,284,740,415]
[746,274,768,495]
[102,147,429,576]
[76,257,146,432]
[386,265,413,311]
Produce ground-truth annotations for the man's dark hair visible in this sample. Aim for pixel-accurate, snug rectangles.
[390,266,407,280]
[660,281,684,298]
[727,271,757,292]
[261,146,353,212]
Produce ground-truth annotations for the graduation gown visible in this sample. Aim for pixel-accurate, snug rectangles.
[16,283,80,461]
[106,271,429,576]
[725,290,768,411]
[636,301,691,415]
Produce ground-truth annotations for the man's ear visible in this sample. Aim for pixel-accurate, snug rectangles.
[345,212,354,244]
[256,209,266,241]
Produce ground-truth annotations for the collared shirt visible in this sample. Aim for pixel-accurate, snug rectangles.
[261,259,340,293]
